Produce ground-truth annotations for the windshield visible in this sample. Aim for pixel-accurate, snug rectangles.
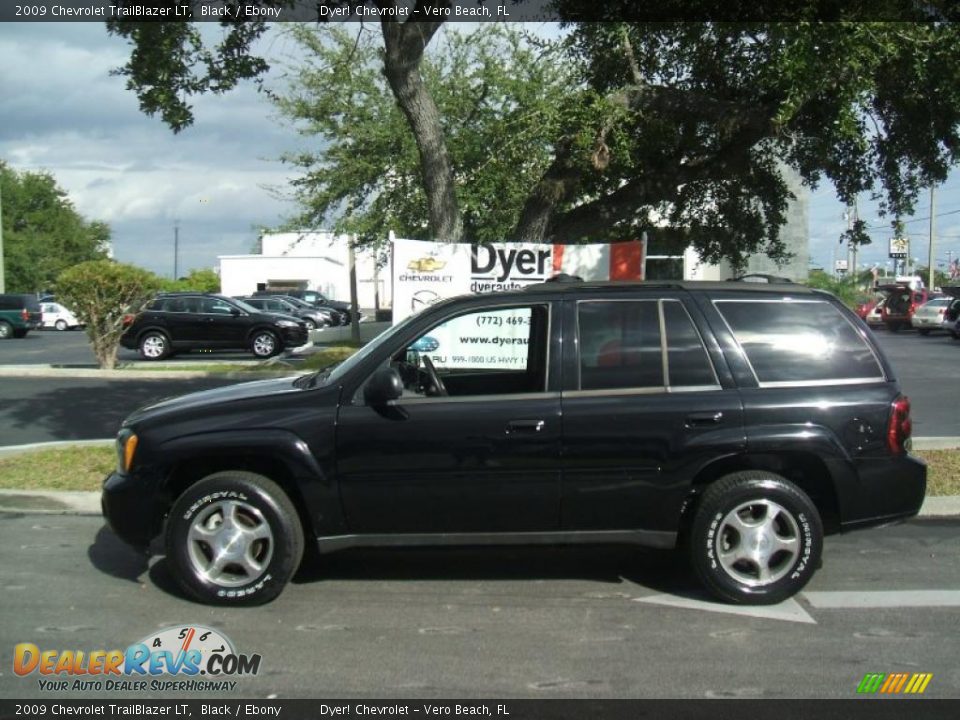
[322,314,423,385]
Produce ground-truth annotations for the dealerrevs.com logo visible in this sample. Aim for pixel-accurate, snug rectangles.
[14,625,261,693]
[857,672,933,695]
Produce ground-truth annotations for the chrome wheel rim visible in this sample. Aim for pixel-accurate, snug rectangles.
[714,500,800,587]
[186,499,274,588]
[0,324,10,339]
[55,320,68,331]
[141,335,166,358]
[253,333,276,356]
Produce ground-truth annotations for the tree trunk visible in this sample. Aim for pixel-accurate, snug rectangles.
[512,140,584,242]
[381,18,462,242]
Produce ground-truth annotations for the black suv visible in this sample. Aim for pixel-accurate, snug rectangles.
[103,281,925,605]
[120,293,308,360]
[0,293,42,339]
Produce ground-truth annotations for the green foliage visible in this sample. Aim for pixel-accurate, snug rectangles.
[159,267,221,293]
[1,162,110,292]
[55,260,161,370]
[804,268,874,308]
[272,24,575,246]
[111,14,960,267]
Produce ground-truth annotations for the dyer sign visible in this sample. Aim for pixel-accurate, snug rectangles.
[392,238,646,323]
[391,238,645,371]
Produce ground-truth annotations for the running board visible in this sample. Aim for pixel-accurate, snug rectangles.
[315,529,677,554]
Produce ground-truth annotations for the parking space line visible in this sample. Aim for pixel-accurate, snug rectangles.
[634,594,817,624]
[804,590,960,608]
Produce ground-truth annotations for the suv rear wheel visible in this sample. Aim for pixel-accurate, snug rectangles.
[138,331,170,360]
[165,471,304,605]
[689,471,823,605]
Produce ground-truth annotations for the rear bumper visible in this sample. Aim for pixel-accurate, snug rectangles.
[840,454,927,531]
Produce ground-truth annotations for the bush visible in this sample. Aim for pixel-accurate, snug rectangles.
[56,260,161,369]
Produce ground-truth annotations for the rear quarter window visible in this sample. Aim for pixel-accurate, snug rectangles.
[714,299,884,385]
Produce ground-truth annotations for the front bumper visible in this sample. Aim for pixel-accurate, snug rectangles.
[279,326,309,347]
[101,471,167,548]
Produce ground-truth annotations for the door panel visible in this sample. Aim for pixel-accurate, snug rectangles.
[337,396,561,533]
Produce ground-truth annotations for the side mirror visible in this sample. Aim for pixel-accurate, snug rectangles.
[364,367,403,406]
[230,307,241,316]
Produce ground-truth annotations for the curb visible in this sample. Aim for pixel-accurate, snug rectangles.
[0,365,300,381]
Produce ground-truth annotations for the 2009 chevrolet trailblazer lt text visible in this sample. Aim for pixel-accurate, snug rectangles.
[102,281,926,605]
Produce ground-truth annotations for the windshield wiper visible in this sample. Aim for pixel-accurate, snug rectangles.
[293,361,342,389]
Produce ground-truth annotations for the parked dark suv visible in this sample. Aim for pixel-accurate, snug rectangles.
[238,295,335,330]
[254,289,360,323]
[103,281,925,606]
[120,293,308,360]
[0,293,42,339]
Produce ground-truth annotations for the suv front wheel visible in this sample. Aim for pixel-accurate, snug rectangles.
[689,471,823,605]
[250,329,280,358]
[165,471,304,605]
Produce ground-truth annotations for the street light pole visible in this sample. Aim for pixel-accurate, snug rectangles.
[0,177,5,293]
[928,185,936,290]
[173,220,180,280]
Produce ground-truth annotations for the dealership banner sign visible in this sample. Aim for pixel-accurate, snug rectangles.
[391,238,645,371]
[392,238,645,323]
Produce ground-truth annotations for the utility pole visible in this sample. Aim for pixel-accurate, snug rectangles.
[927,185,936,290]
[173,220,180,280]
[0,177,5,293]
[348,236,360,345]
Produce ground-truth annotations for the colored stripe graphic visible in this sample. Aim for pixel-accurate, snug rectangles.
[858,672,932,694]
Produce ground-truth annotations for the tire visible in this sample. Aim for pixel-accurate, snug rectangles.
[250,329,279,358]
[303,318,317,331]
[164,471,304,605]
[55,319,68,331]
[689,471,823,605]
[0,321,12,339]
[138,331,170,360]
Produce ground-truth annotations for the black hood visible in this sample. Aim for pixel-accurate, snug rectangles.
[123,376,306,427]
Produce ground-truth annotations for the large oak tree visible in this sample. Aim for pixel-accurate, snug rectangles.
[108,2,960,266]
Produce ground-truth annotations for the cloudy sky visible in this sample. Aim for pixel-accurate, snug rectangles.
[2,21,959,280]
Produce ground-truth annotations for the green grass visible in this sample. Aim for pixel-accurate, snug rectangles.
[915,450,960,497]
[0,445,115,492]
[111,345,360,375]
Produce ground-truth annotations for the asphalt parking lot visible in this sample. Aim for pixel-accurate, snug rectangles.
[0,325,956,437]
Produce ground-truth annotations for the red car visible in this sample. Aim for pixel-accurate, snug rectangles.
[878,284,933,332]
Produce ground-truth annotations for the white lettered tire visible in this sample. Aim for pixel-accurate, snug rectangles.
[165,472,304,605]
[689,471,823,605]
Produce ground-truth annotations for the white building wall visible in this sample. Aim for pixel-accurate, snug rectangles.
[218,232,390,309]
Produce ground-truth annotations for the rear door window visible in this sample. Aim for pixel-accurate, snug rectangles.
[714,299,884,385]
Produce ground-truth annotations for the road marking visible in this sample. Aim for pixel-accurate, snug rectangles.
[804,590,960,608]
[634,594,816,624]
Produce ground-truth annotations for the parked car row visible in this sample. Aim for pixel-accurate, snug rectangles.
[856,282,960,340]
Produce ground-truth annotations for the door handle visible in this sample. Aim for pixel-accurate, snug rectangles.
[506,419,545,435]
[685,412,723,428]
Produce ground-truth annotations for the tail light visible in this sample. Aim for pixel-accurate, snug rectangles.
[20,309,29,321]
[122,313,135,327]
[887,395,912,454]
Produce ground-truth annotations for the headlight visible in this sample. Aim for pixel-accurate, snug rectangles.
[117,431,138,473]
[275,319,299,328]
